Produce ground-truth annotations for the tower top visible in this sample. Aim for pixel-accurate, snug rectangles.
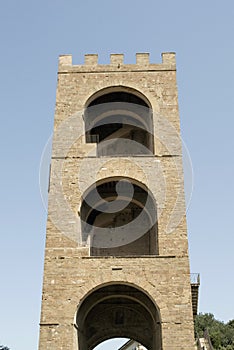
[58,52,176,72]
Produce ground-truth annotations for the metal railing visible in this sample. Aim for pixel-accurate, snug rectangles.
[190,273,200,285]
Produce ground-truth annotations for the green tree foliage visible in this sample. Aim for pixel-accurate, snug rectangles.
[0,346,10,350]
[195,313,234,349]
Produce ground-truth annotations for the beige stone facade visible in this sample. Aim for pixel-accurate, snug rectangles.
[38,52,195,349]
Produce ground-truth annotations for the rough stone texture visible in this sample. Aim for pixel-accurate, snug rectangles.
[38,52,195,350]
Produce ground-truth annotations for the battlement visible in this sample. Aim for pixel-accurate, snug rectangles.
[58,52,176,72]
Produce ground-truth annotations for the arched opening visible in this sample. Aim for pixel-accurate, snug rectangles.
[94,338,147,349]
[84,88,154,156]
[76,284,162,350]
[80,177,158,256]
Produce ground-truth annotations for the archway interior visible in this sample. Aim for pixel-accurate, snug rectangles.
[85,91,154,156]
[76,284,162,350]
[80,179,158,256]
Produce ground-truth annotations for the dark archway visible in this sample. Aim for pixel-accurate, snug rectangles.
[76,284,162,350]
[80,177,158,256]
[84,87,154,156]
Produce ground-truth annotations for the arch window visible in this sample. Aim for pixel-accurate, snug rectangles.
[80,177,158,256]
[85,89,154,156]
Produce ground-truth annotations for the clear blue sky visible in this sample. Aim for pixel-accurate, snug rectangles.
[0,1,234,349]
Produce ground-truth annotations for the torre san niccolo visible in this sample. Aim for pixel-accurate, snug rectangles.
[38,52,199,350]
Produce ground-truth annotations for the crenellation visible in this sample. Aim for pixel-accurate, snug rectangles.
[58,52,176,72]
[110,53,124,66]
[136,52,150,65]
[161,52,176,65]
[59,54,72,67]
[84,54,98,66]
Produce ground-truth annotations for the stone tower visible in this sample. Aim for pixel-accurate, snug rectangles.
[38,52,196,350]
